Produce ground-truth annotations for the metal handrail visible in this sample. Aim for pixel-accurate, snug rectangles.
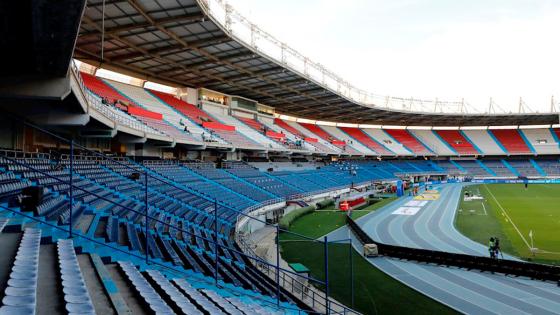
[197,0,556,115]
[0,154,327,283]
[0,204,311,315]
[236,232,361,315]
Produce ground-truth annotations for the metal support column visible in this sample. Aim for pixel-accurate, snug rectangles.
[214,199,219,285]
[144,171,149,264]
[350,237,354,308]
[324,236,329,315]
[276,224,281,307]
[69,140,74,238]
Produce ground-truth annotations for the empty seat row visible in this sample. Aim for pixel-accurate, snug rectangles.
[0,228,41,315]
[57,239,95,314]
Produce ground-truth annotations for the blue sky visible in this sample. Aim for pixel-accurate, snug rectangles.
[231,0,560,113]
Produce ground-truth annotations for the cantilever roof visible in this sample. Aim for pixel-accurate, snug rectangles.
[74,0,559,126]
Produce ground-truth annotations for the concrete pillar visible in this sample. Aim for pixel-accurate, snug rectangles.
[179,87,198,105]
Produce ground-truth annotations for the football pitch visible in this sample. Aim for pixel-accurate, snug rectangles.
[455,183,560,265]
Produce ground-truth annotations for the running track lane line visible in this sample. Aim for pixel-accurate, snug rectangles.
[482,184,532,250]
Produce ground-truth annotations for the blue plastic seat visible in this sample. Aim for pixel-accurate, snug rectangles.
[0,305,35,315]
[1,295,34,307]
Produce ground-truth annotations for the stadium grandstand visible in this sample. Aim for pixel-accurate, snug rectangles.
[0,0,560,314]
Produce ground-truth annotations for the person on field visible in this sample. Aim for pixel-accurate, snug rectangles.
[488,237,496,259]
[494,237,502,258]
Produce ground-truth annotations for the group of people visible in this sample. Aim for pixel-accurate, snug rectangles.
[488,237,502,259]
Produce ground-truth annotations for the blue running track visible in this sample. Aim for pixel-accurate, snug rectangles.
[327,183,560,314]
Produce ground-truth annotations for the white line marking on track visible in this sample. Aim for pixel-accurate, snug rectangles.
[483,184,532,250]
[481,202,488,215]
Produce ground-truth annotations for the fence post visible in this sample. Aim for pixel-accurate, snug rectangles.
[324,236,329,315]
[350,237,354,309]
[214,199,219,286]
[69,140,74,239]
[276,224,280,307]
[144,171,149,265]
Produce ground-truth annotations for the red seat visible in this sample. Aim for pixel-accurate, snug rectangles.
[339,127,392,155]
[436,130,478,155]
[149,90,213,125]
[274,118,305,137]
[384,129,431,155]
[81,72,136,106]
[274,119,336,153]
[490,129,532,154]
[235,116,264,132]
[298,123,362,154]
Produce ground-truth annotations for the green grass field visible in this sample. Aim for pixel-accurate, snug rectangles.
[280,197,457,315]
[280,197,397,241]
[456,184,560,265]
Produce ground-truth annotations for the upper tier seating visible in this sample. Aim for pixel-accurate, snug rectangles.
[435,130,479,155]
[338,127,393,155]
[320,126,374,155]
[273,119,337,153]
[489,129,533,154]
[461,130,505,155]
[149,90,212,125]
[235,116,288,149]
[361,129,411,155]
[409,130,454,156]
[282,120,340,154]
[81,72,126,105]
[81,74,198,143]
[298,123,361,155]
[212,113,282,149]
[383,129,432,155]
[520,129,560,155]
[104,80,204,144]
[553,129,560,145]
[257,119,310,151]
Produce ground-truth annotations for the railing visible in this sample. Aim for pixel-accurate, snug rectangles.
[0,204,311,315]
[197,0,524,115]
[2,116,373,313]
[70,61,168,137]
[345,215,560,283]
[0,150,326,311]
[236,230,360,315]
[87,91,165,135]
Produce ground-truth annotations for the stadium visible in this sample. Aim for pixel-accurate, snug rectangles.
[0,0,559,314]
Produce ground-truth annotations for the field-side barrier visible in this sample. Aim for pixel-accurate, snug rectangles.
[346,216,560,284]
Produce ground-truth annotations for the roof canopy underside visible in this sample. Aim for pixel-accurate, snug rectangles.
[74,0,559,126]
